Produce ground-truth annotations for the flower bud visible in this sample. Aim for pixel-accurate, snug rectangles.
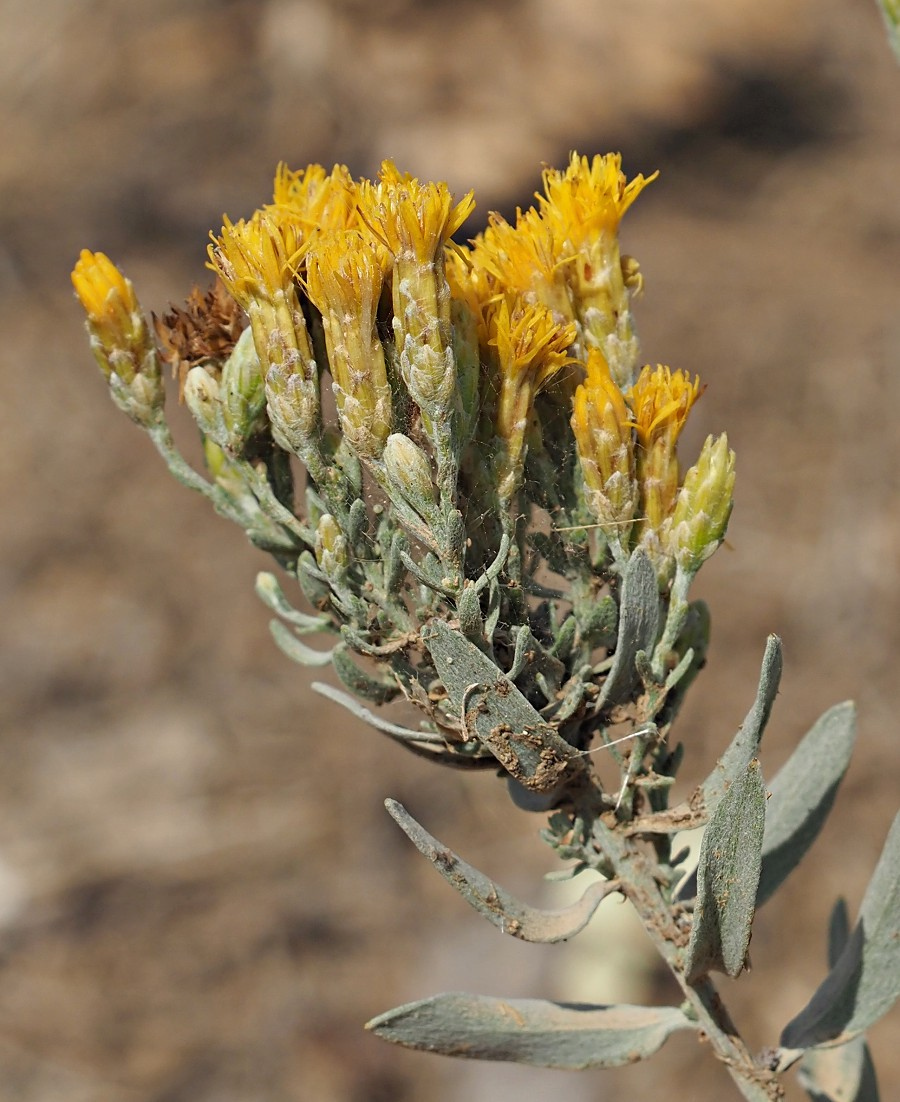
[314,513,350,582]
[71,250,164,426]
[668,433,735,575]
[183,365,223,441]
[383,433,439,520]
[219,326,267,454]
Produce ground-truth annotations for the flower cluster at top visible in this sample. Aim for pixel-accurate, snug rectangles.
[71,154,734,778]
[72,153,732,577]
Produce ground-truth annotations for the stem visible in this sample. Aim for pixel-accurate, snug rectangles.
[651,564,692,680]
[591,816,782,1101]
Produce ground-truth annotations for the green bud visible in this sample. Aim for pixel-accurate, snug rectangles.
[383,433,439,521]
[315,513,350,582]
[668,433,736,575]
[183,365,223,441]
[220,326,267,454]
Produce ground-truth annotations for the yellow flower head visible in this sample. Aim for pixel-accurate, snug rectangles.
[628,364,703,450]
[71,249,138,327]
[208,212,304,308]
[489,295,577,502]
[468,207,570,319]
[305,229,393,458]
[534,152,658,387]
[571,349,637,558]
[489,294,576,397]
[538,152,657,250]
[71,250,163,424]
[628,364,704,544]
[358,160,475,264]
[270,162,359,238]
[304,229,390,338]
[572,348,632,466]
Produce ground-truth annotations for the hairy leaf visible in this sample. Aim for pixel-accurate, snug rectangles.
[366,993,694,1068]
[422,619,588,792]
[255,571,330,632]
[684,759,766,981]
[757,702,856,906]
[699,635,782,815]
[597,551,659,710]
[269,618,334,666]
[331,643,400,704]
[781,812,900,1048]
[384,799,619,942]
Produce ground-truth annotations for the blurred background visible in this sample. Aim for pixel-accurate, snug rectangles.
[1,0,899,1099]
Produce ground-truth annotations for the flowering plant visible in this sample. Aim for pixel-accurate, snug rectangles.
[73,153,898,1101]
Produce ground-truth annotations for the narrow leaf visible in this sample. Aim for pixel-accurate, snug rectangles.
[698,635,782,815]
[597,551,659,710]
[269,619,334,666]
[332,643,399,704]
[385,799,618,942]
[255,571,330,633]
[366,993,694,1068]
[311,683,446,745]
[684,759,766,981]
[422,620,588,792]
[781,812,900,1048]
[757,702,856,907]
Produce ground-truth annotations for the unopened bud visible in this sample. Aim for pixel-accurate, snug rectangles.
[668,433,735,575]
[383,433,439,522]
[219,326,267,454]
[71,250,164,426]
[315,513,350,581]
[183,365,223,441]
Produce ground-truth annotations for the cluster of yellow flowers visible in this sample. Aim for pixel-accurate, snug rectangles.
[71,152,734,588]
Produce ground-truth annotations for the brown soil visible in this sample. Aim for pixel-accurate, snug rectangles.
[2,2,899,1099]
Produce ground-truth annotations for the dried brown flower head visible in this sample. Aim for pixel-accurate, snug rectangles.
[153,281,246,397]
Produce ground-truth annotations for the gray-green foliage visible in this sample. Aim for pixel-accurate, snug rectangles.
[72,153,899,1102]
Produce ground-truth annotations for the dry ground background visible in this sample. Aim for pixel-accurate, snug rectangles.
[1,1,899,1099]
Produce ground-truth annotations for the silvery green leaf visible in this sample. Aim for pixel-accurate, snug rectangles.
[312,682,446,746]
[294,551,331,609]
[797,1033,879,1101]
[684,759,766,981]
[596,551,659,710]
[255,571,331,633]
[331,644,399,704]
[422,620,588,792]
[781,812,900,1049]
[366,993,695,1068]
[384,799,618,941]
[698,634,782,815]
[456,582,485,638]
[828,899,851,966]
[757,702,856,907]
[269,619,334,667]
[794,898,879,1101]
